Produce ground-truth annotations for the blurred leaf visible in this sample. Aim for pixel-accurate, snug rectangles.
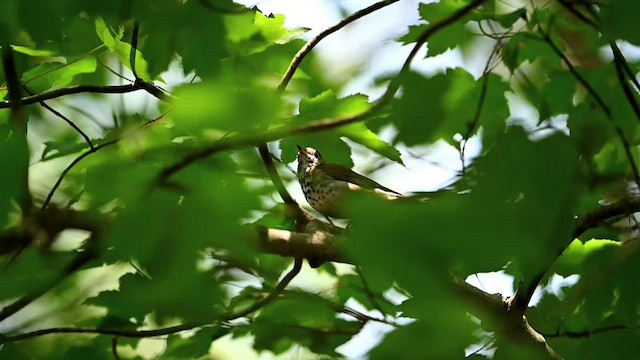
[387,71,447,146]
[11,45,56,57]
[250,292,361,355]
[282,90,401,165]
[600,0,640,45]
[40,141,90,161]
[163,327,226,359]
[0,122,29,230]
[171,78,282,137]
[399,0,474,57]
[226,12,307,56]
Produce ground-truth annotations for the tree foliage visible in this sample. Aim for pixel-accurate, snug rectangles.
[1,0,640,359]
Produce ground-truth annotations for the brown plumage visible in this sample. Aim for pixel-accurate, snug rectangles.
[296,145,402,217]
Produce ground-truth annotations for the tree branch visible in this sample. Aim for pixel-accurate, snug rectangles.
[0,82,174,110]
[542,324,638,339]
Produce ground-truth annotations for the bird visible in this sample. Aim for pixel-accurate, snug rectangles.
[296,145,403,218]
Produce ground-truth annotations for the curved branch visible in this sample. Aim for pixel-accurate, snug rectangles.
[3,257,304,343]
[611,42,640,122]
[277,0,400,91]
[21,83,94,149]
[539,26,640,190]
[42,112,168,209]
[159,0,488,182]
[258,144,307,229]
[543,324,638,339]
[574,196,640,237]
[0,246,96,323]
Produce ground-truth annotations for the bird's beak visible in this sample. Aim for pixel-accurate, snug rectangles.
[296,144,305,154]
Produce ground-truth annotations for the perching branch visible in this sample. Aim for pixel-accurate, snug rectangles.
[610,42,640,122]
[257,144,308,229]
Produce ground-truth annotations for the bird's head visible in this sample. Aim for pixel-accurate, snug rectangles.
[297,145,324,177]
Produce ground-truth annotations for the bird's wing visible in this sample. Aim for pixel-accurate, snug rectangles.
[317,163,403,196]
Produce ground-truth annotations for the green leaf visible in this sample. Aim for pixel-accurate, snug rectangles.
[387,71,447,146]
[399,0,474,57]
[22,56,97,93]
[539,71,576,120]
[162,327,226,359]
[0,122,29,229]
[341,123,403,165]
[282,90,401,165]
[171,77,282,137]
[94,17,151,81]
[600,0,640,45]
[10,45,56,57]
[441,69,509,146]
[249,292,361,355]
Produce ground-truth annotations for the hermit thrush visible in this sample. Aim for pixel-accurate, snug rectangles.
[296,145,403,217]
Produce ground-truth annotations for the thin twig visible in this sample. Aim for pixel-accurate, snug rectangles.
[20,84,94,149]
[277,0,400,91]
[111,337,121,360]
[355,265,387,317]
[42,111,169,209]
